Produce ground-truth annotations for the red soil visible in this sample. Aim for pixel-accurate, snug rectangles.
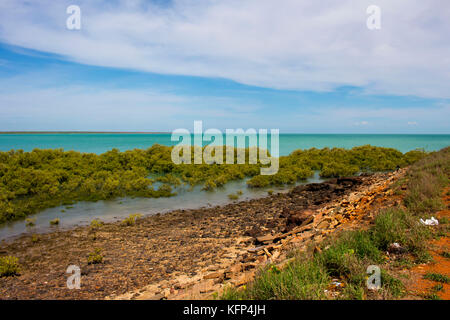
[405,189,450,300]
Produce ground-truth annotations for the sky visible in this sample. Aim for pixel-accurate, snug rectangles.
[0,0,449,133]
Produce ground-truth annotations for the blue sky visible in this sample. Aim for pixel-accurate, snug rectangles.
[0,0,449,133]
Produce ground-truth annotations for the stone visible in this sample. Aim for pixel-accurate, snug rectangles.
[255,234,276,244]
[271,250,280,260]
[203,272,224,280]
[286,209,314,229]
[316,220,330,229]
[247,246,265,253]
[256,255,267,264]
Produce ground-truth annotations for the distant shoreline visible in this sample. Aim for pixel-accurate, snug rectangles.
[0,132,449,135]
[0,131,170,134]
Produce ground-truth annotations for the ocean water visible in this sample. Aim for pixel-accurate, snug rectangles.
[0,133,449,155]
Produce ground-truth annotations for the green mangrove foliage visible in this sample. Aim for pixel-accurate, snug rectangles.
[246,146,426,187]
[0,144,426,223]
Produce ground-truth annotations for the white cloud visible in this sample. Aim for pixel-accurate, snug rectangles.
[407,121,418,125]
[0,0,449,98]
[0,74,265,131]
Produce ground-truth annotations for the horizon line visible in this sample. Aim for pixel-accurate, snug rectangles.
[0,131,449,135]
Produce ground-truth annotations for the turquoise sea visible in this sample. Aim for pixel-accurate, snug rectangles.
[0,133,448,241]
[0,133,449,155]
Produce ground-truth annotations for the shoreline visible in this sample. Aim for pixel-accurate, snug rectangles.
[0,179,301,243]
[1,132,449,135]
[0,132,170,135]
[0,170,405,299]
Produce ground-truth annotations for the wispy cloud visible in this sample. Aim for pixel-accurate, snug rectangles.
[0,0,449,98]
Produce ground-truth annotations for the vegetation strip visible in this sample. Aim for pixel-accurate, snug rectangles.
[0,145,425,223]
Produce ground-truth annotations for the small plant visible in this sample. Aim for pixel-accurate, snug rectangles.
[236,190,243,195]
[228,193,239,200]
[25,218,36,227]
[269,265,281,274]
[121,213,142,226]
[31,234,40,243]
[439,217,449,224]
[0,256,20,277]
[440,251,450,259]
[424,293,442,300]
[87,248,103,264]
[381,270,405,298]
[60,209,66,213]
[267,190,273,195]
[49,218,60,226]
[423,273,450,284]
[431,283,443,292]
[90,219,103,229]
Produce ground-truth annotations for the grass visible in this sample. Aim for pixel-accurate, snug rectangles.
[371,209,431,262]
[121,213,142,226]
[423,273,450,284]
[392,257,415,269]
[403,148,449,214]
[440,217,449,224]
[31,234,40,243]
[380,270,405,298]
[49,218,60,226]
[87,248,103,265]
[0,256,20,277]
[440,251,450,259]
[421,283,444,300]
[221,147,449,300]
[431,283,444,292]
[90,219,103,229]
[25,218,35,227]
[423,293,442,300]
[222,218,411,300]
[228,193,239,200]
[222,258,330,300]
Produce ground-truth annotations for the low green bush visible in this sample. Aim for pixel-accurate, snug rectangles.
[87,248,103,265]
[0,256,20,277]
[228,193,239,200]
[90,219,103,229]
[121,213,142,226]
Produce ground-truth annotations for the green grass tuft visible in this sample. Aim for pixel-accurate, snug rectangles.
[121,213,142,226]
[0,256,20,277]
[423,273,450,284]
[87,248,103,265]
